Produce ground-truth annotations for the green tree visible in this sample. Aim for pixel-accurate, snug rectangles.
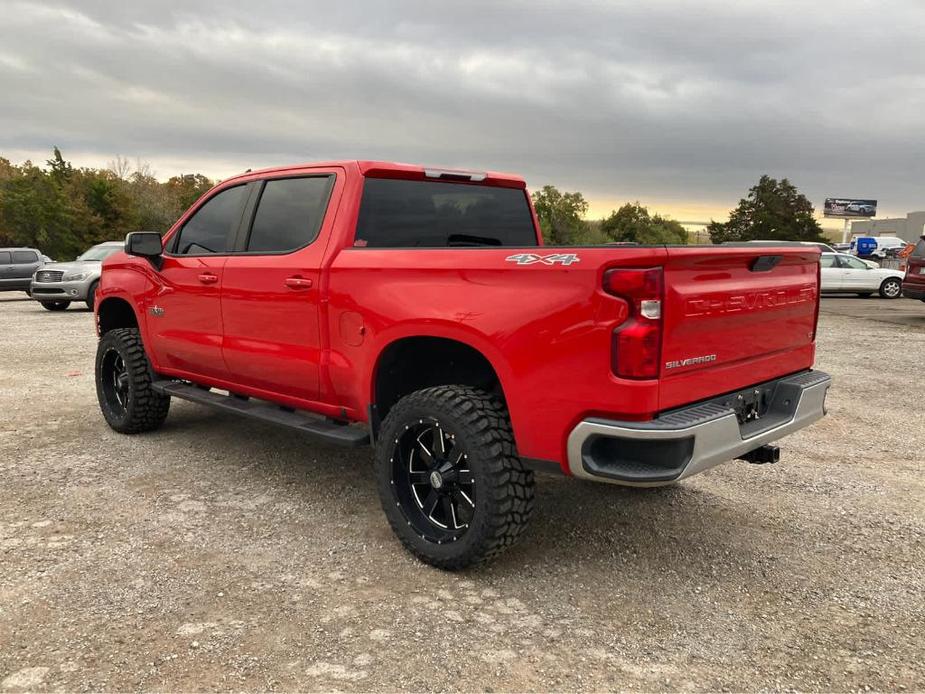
[46,146,73,184]
[126,171,180,232]
[0,149,218,258]
[707,175,826,243]
[69,168,137,243]
[531,185,593,245]
[166,173,213,211]
[0,162,77,256]
[601,202,689,245]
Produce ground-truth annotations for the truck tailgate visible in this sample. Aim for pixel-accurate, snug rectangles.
[659,246,819,410]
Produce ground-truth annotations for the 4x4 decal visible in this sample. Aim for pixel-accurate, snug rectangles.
[505,253,580,266]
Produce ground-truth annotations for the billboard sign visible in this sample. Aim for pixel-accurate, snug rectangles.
[824,198,877,218]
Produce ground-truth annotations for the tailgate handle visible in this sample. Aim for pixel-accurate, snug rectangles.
[750,255,782,272]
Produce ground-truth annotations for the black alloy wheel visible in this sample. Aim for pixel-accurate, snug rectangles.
[95,328,170,433]
[390,417,476,543]
[375,385,534,570]
[100,347,130,416]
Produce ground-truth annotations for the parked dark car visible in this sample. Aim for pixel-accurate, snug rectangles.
[901,236,925,301]
[0,247,45,295]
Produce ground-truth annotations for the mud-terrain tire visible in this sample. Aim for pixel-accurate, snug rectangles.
[375,385,534,570]
[40,300,69,311]
[95,328,170,434]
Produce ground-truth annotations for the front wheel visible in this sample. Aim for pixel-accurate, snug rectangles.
[40,300,70,311]
[95,328,170,433]
[879,278,902,299]
[375,386,535,570]
[85,280,99,310]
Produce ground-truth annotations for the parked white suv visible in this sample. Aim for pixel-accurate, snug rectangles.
[820,252,904,298]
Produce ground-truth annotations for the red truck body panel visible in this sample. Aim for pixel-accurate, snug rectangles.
[98,160,822,470]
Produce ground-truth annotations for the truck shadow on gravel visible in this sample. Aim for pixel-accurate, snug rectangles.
[153,405,765,576]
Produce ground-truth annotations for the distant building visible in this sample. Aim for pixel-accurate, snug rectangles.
[851,211,925,242]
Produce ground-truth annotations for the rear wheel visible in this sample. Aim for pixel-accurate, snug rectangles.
[879,278,902,299]
[95,328,170,433]
[40,300,70,311]
[375,385,534,570]
[85,280,99,310]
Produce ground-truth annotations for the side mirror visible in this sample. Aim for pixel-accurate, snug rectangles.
[125,231,163,258]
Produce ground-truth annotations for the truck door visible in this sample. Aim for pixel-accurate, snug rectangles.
[220,171,341,402]
[146,183,250,381]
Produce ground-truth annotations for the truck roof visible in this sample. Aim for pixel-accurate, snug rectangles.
[223,160,526,188]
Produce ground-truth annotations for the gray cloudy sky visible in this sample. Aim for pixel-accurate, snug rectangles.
[2,0,923,222]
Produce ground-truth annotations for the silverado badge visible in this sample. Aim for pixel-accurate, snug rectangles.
[665,354,717,370]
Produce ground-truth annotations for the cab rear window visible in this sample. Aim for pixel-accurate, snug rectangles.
[355,178,538,248]
[912,239,925,258]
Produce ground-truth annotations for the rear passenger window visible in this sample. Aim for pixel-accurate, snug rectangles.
[0,252,10,265]
[172,185,247,255]
[819,255,837,268]
[12,251,37,263]
[841,256,869,270]
[355,178,538,248]
[913,239,925,258]
[246,176,333,253]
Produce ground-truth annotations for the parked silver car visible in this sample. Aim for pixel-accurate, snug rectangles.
[30,241,122,311]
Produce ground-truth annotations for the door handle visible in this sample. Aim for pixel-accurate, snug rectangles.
[197,273,218,284]
[285,276,313,290]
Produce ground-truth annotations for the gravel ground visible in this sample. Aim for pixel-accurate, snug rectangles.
[1,294,923,692]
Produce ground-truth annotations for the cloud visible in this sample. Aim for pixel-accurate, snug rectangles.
[1,0,923,219]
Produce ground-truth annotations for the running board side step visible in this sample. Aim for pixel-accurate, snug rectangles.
[151,381,369,447]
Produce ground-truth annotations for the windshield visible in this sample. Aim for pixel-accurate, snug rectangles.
[77,245,120,261]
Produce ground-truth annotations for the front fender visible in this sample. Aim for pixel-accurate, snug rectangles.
[96,259,157,363]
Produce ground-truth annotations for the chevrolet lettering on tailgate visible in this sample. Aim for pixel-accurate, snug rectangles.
[685,286,816,317]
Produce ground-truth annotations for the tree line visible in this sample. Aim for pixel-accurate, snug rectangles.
[0,148,213,259]
[532,175,828,246]
[0,148,828,258]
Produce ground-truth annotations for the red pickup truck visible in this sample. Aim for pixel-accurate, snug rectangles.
[94,161,831,569]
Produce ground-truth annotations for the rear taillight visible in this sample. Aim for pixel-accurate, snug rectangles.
[603,268,663,379]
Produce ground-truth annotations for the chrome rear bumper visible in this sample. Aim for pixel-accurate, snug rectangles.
[566,370,832,486]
